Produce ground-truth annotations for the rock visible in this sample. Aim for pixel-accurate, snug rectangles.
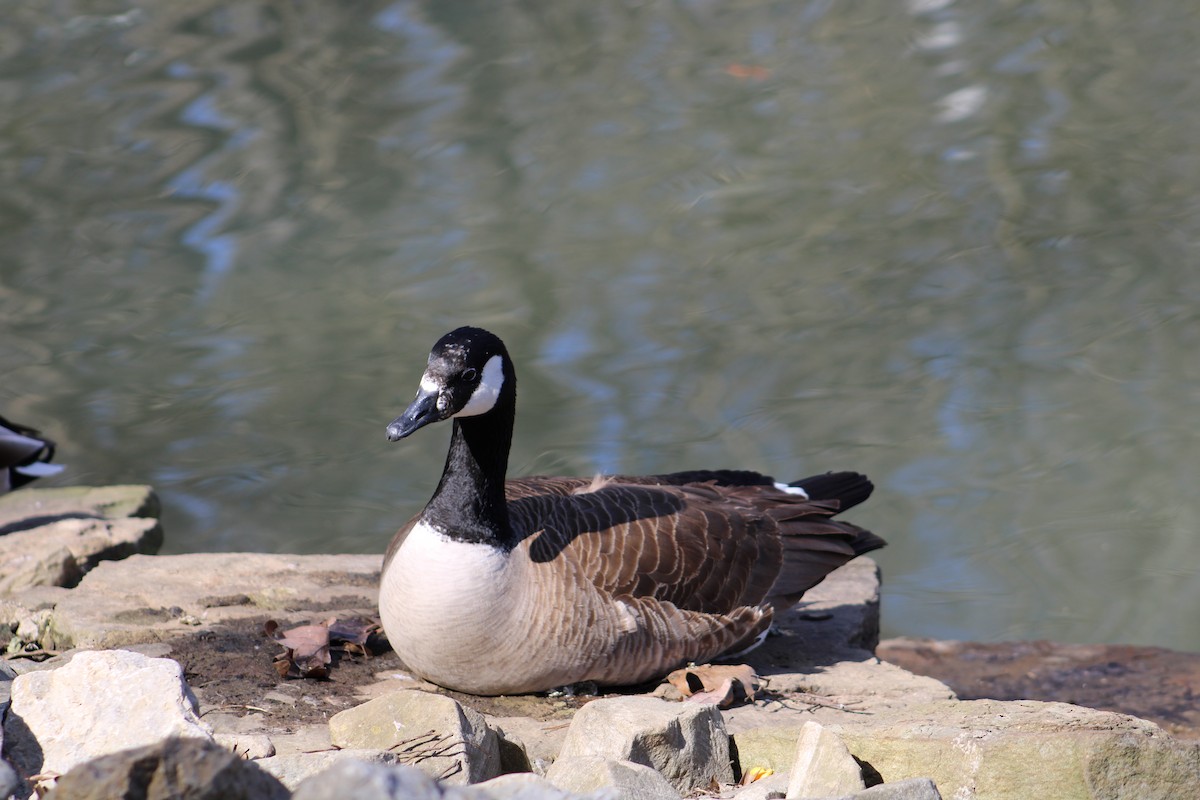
[0,657,16,710]
[0,544,81,593]
[0,762,18,800]
[0,486,162,593]
[489,716,571,775]
[258,749,403,790]
[291,759,443,800]
[556,695,733,793]
[44,736,288,800]
[214,732,276,760]
[730,698,1200,800]
[329,689,501,784]
[462,771,606,799]
[545,756,680,799]
[0,485,159,526]
[5,649,212,781]
[732,770,789,800]
[785,721,864,798]
[841,700,1200,800]
[35,552,380,649]
[838,778,942,799]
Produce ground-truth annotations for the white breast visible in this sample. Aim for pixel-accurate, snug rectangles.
[379,519,626,693]
[381,521,510,627]
[379,521,528,687]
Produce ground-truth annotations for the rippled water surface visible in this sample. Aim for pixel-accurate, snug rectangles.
[3,1,1199,650]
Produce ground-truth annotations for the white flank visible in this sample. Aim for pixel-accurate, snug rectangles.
[452,354,505,418]
[774,482,809,499]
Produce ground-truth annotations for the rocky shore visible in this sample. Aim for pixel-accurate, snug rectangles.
[1,486,1197,799]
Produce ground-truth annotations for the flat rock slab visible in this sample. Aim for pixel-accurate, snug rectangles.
[879,637,1200,742]
[729,696,1200,800]
[0,485,162,593]
[0,485,159,530]
[38,552,381,649]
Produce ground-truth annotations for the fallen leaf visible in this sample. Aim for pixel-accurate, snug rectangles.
[265,620,331,679]
[328,617,383,656]
[666,663,761,707]
[687,676,735,707]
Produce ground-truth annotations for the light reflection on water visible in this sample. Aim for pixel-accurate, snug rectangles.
[2,1,1199,652]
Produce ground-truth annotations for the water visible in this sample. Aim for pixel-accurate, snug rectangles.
[2,1,1199,652]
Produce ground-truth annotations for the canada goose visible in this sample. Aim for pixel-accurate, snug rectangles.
[380,327,885,695]
[1,414,64,494]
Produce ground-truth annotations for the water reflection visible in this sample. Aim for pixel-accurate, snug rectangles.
[1,0,1199,652]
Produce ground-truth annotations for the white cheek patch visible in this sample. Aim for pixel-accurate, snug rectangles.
[419,374,441,394]
[452,354,505,418]
[774,482,810,499]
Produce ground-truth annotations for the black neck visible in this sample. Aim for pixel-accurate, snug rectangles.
[423,392,516,548]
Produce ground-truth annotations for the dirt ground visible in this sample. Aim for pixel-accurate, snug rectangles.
[161,619,1200,744]
[168,617,600,732]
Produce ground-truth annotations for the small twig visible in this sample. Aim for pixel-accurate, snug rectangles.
[389,731,443,753]
[199,704,271,717]
[771,693,871,714]
[3,647,62,661]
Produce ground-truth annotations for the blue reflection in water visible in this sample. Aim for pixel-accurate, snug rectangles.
[164,61,252,304]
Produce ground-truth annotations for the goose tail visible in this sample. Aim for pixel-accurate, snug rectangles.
[789,471,874,513]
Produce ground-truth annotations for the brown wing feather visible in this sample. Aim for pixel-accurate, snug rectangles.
[504,473,880,620]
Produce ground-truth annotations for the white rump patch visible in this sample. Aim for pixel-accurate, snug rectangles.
[723,624,771,658]
[452,354,505,418]
[774,482,809,499]
[613,599,640,633]
[572,474,615,495]
[14,462,65,478]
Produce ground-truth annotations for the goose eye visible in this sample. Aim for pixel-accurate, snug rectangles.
[462,368,478,382]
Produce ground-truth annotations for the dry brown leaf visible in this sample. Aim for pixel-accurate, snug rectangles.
[328,617,382,656]
[687,676,735,707]
[265,619,331,680]
[666,664,761,707]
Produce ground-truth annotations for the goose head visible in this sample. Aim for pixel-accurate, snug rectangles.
[386,326,514,441]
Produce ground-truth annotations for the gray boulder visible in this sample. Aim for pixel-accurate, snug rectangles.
[44,736,287,800]
[545,756,679,800]
[5,649,211,781]
[458,771,605,799]
[291,761,610,800]
[291,760,444,800]
[837,778,943,799]
[557,695,732,793]
[258,749,403,790]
